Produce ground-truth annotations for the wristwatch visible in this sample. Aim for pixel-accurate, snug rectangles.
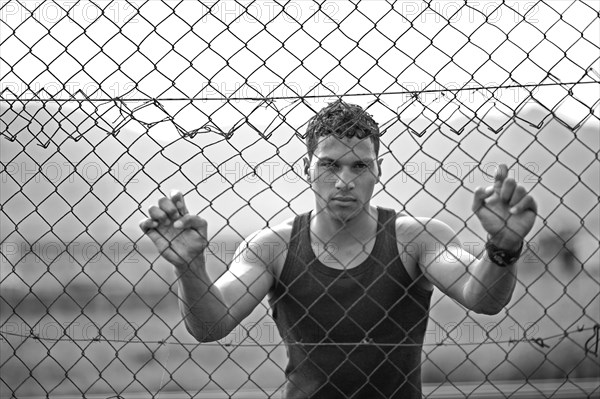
[485,238,523,267]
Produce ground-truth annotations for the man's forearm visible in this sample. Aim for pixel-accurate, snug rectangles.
[463,256,518,315]
[175,256,234,342]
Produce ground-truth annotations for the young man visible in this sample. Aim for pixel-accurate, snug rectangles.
[140,100,537,398]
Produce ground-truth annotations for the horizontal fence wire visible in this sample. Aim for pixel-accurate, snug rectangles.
[1,0,600,398]
[2,324,599,351]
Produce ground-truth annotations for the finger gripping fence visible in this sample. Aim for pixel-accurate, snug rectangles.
[1,1,599,398]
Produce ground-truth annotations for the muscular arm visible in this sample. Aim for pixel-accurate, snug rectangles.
[177,230,281,341]
[406,218,518,314]
[404,164,536,315]
[174,254,233,342]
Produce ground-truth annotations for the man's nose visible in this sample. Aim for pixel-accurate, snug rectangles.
[334,167,356,190]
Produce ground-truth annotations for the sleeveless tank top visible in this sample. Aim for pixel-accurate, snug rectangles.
[268,207,433,399]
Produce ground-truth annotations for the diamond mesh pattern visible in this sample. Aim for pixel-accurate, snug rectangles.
[1,1,599,397]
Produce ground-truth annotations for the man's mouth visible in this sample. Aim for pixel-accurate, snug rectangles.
[331,196,356,202]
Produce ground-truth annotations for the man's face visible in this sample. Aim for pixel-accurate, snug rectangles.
[305,135,382,223]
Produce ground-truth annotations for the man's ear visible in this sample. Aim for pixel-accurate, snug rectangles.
[376,158,383,181]
[303,157,311,183]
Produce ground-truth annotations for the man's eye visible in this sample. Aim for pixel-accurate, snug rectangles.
[354,163,369,170]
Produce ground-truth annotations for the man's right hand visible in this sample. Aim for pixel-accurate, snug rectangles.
[139,190,208,269]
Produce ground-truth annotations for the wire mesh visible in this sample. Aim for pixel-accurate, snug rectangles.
[1,0,599,398]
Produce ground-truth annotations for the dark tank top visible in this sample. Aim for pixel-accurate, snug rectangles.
[268,207,432,399]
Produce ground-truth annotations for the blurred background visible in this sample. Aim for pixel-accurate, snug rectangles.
[1,0,599,397]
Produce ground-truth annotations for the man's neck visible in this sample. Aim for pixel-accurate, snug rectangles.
[311,205,379,246]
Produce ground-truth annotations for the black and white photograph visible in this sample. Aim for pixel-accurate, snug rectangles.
[1,1,599,398]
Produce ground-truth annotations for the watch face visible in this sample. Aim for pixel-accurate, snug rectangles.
[486,239,520,267]
[493,253,508,266]
[487,245,520,267]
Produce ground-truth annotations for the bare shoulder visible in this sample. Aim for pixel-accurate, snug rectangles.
[249,218,293,245]
[241,216,294,279]
[395,213,458,246]
[394,213,460,290]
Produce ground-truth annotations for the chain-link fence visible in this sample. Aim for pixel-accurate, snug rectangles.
[1,0,599,397]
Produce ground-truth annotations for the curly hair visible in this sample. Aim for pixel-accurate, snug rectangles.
[305,100,380,160]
